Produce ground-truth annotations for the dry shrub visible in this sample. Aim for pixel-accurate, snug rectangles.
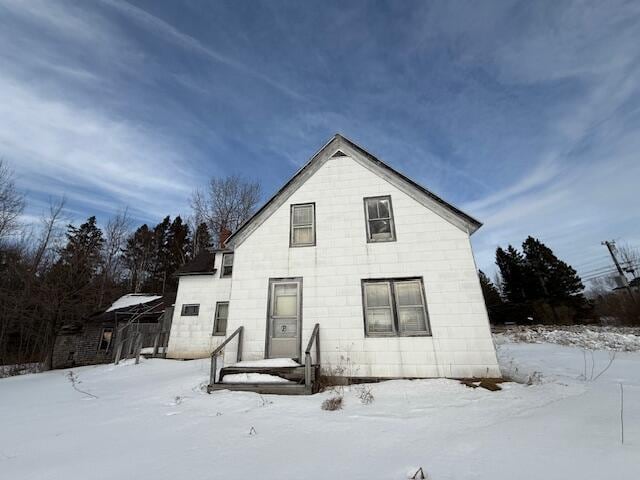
[357,384,374,404]
[321,395,343,411]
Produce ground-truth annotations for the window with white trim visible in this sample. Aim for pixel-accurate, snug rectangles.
[290,203,315,247]
[213,302,228,335]
[220,253,234,278]
[362,278,430,336]
[181,304,200,316]
[364,196,395,242]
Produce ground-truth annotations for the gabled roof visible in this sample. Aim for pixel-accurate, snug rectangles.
[227,134,482,248]
[177,250,216,276]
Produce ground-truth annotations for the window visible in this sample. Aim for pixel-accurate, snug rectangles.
[220,253,234,278]
[290,203,315,247]
[362,278,429,336]
[213,302,229,335]
[364,196,396,242]
[181,304,200,316]
[98,328,113,352]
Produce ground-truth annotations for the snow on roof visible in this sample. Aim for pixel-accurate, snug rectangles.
[106,294,163,312]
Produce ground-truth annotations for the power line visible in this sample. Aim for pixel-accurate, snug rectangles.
[601,240,637,302]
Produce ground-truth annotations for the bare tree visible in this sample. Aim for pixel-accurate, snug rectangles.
[191,174,261,247]
[98,208,131,307]
[616,243,640,280]
[31,198,66,273]
[0,159,25,241]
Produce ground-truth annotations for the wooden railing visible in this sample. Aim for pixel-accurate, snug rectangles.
[113,302,165,364]
[209,326,244,387]
[304,323,320,391]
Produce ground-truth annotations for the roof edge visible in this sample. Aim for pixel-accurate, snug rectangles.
[227,133,482,246]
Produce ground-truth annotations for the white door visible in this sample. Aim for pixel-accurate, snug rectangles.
[267,278,302,360]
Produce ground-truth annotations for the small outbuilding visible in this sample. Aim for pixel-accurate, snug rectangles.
[52,293,174,369]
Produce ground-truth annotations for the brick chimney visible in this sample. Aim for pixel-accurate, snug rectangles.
[219,225,232,249]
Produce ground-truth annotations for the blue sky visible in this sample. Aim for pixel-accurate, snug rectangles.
[1,0,639,280]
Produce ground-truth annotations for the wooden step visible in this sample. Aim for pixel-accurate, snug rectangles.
[219,365,315,384]
[207,382,311,395]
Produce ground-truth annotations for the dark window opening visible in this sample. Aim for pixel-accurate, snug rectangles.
[221,253,234,278]
[181,304,200,316]
[213,302,229,335]
[98,328,114,352]
[364,196,396,242]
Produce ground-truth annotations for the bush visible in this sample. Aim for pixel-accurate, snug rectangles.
[357,385,374,405]
[321,395,343,411]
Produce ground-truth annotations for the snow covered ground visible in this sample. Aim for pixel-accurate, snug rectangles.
[1,342,638,479]
[495,324,640,351]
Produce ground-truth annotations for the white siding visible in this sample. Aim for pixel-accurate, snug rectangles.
[224,155,500,378]
[166,253,232,359]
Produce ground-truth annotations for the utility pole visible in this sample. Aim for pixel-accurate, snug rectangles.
[602,240,636,301]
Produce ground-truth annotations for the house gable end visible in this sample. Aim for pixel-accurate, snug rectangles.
[227,134,481,248]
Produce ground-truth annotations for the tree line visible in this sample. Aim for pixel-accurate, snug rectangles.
[0,160,260,368]
[480,236,610,325]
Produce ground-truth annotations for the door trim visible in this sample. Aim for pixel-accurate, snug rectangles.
[265,277,303,361]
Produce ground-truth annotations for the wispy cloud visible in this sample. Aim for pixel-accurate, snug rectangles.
[98,0,306,100]
[0,0,638,283]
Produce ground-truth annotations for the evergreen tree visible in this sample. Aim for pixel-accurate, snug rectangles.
[193,222,212,256]
[122,216,192,294]
[479,270,502,307]
[122,224,154,293]
[57,216,104,288]
[522,236,585,304]
[495,246,530,304]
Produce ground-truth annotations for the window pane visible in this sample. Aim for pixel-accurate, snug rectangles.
[215,317,227,334]
[217,303,228,320]
[274,284,297,316]
[275,284,297,296]
[182,304,199,315]
[377,199,390,219]
[396,282,422,306]
[223,253,234,266]
[293,226,313,244]
[365,283,391,307]
[398,307,427,332]
[366,199,378,220]
[366,308,393,333]
[293,205,312,225]
[369,219,392,239]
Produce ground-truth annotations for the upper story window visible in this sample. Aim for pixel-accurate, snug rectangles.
[213,302,228,336]
[364,196,396,242]
[362,278,430,337]
[290,203,315,247]
[181,304,200,316]
[220,253,234,278]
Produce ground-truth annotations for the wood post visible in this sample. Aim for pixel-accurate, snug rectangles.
[152,332,160,357]
[114,341,123,365]
[305,352,311,390]
[135,335,142,365]
[210,355,218,386]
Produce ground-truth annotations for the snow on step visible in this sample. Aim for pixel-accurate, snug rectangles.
[139,347,166,355]
[221,373,293,384]
[106,294,162,312]
[230,358,300,368]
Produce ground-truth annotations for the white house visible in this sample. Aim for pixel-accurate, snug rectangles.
[167,134,500,386]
